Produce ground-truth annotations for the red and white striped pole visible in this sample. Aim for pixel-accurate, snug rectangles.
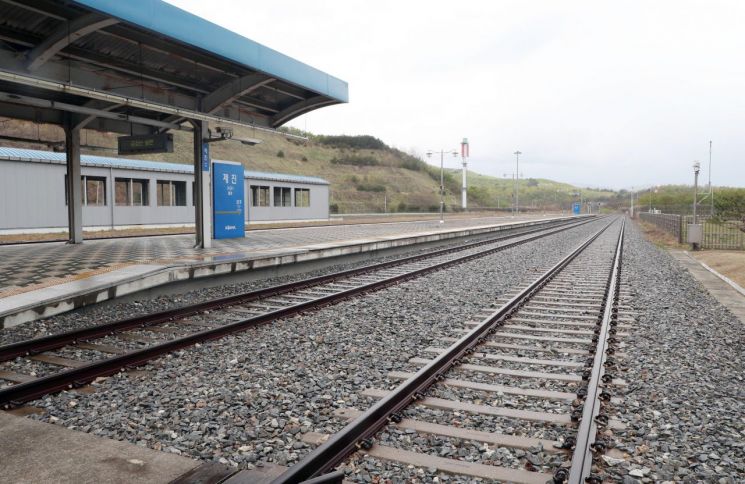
[461,138,469,209]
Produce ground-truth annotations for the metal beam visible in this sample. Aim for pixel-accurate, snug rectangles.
[0,0,70,21]
[71,100,124,131]
[271,96,338,127]
[202,73,275,113]
[63,116,83,244]
[0,70,310,138]
[0,91,190,131]
[26,13,119,71]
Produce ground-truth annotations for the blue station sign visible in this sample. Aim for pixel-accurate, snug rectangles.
[572,202,581,215]
[212,161,245,239]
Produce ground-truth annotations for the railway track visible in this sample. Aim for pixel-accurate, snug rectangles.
[272,217,628,484]
[0,216,600,408]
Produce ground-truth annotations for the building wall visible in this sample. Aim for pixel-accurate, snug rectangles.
[0,160,329,230]
[245,179,329,222]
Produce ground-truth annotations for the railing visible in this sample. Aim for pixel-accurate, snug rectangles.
[639,212,745,250]
[639,212,682,241]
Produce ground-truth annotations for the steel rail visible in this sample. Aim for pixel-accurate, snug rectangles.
[565,218,625,483]
[270,217,620,484]
[0,217,590,363]
[0,217,601,407]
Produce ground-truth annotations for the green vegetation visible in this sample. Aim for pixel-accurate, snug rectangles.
[330,155,379,166]
[315,134,387,150]
[463,171,615,210]
[356,183,386,193]
[636,185,745,219]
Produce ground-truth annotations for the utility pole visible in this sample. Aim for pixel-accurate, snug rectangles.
[708,140,714,216]
[513,150,522,216]
[460,138,469,209]
[427,148,458,224]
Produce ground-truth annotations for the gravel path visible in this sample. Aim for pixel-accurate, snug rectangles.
[599,221,744,484]
[19,218,609,473]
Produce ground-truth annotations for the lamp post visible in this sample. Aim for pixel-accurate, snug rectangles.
[708,140,713,216]
[460,138,469,209]
[513,150,522,216]
[692,161,701,250]
[427,149,458,223]
[693,161,700,225]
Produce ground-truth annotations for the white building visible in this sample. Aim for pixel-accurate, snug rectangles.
[0,147,329,232]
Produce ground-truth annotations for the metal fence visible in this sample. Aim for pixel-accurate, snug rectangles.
[639,212,745,250]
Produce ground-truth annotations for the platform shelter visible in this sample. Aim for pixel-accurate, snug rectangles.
[0,0,348,247]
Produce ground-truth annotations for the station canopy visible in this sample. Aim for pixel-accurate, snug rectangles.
[0,0,349,135]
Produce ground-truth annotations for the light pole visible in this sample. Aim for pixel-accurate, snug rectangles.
[692,161,701,250]
[708,140,713,216]
[693,161,700,225]
[427,149,458,223]
[513,150,522,216]
[460,138,469,210]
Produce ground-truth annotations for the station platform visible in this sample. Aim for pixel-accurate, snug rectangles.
[0,214,572,328]
[0,410,290,484]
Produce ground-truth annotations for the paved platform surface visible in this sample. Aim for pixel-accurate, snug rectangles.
[0,215,542,296]
[0,214,571,327]
[670,250,745,323]
[0,411,200,484]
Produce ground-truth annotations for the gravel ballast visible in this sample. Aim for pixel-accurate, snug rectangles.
[0,220,576,346]
[597,222,744,483]
[13,218,611,475]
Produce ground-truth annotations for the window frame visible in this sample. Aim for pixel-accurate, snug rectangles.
[294,188,310,207]
[250,185,271,207]
[65,175,107,206]
[115,178,149,206]
[273,186,292,207]
[157,180,187,207]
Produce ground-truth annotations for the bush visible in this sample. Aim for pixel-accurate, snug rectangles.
[330,155,379,166]
[396,201,407,212]
[301,156,308,161]
[329,203,339,213]
[276,150,285,158]
[356,183,386,193]
[316,135,387,150]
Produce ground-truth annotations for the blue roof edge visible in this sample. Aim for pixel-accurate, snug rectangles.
[0,147,330,185]
[71,0,349,103]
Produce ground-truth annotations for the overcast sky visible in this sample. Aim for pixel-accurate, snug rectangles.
[168,0,745,189]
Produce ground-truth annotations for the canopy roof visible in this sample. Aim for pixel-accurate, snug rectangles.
[0,0,348,134]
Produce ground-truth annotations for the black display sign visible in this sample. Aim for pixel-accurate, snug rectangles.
[118,133,174,155]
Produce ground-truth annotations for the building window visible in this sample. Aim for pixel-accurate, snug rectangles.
[64,175,107,206]
[115,178,149,206]
[273,187,291,207]
[157,180,187,206]
[251,185,270,207]
[295,188,310,207]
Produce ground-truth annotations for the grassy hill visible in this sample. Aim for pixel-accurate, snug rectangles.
[1,119,614,213]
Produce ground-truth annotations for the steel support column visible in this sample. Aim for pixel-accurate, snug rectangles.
[191,120,212,248]
[63,117,83,244]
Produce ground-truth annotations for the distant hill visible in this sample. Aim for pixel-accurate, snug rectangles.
[0,119,615,213]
